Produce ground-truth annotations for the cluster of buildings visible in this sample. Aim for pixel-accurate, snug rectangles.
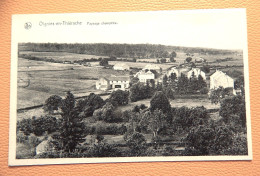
[96,62,238,95]
[96,64,162,91]
[167,67,206,80]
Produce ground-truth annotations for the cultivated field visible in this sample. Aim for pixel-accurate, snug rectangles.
[17,57,128,109]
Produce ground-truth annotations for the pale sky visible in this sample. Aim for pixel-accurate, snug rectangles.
[12,8,247,50]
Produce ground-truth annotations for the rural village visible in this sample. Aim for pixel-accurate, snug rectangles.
[16,43,247,159]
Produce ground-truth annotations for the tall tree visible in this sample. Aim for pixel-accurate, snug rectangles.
[54,91,85,153]
[186,57,192,63]
[170,51,177,61]
[150,91,171,113]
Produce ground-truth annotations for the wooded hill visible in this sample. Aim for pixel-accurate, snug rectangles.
[19,43,242,59]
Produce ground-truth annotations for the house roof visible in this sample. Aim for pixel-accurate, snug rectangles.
[108,75,130,81]
[210,70,234,80]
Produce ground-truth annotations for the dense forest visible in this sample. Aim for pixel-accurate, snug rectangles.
[19,43,241,59]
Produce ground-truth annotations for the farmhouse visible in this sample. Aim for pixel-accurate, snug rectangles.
[109,75,130,90]
[96,75,130,91]
[113,63,130,71]
[143,64,162,73]
[187,68,206,80]
[210,70,234,90]
[136,70,155,83]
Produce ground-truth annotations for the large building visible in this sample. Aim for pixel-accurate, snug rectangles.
[96,75,130,91]
[210,70,234,90]
[113,63,130,71]
[135,70,155,83]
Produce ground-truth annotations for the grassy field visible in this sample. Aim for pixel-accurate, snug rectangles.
[17,58,128,109]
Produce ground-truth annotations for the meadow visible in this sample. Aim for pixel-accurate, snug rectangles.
[17,57,127,109]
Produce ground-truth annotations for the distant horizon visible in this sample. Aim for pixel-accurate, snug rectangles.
[19,42,243,52]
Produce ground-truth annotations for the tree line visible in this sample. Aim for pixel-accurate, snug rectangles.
[19,43,239,59]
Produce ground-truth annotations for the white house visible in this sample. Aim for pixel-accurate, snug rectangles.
[143,64,161,73]
[187,68,206,80]
[109,75,130,90]
[113,63,130,71]
[96,75,130,91]
[137,70,155,83]
[210,70,234,90]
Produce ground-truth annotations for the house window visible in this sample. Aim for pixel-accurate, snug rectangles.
[115,85,121,88]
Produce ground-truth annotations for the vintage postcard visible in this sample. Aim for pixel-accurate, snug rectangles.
[9,9,252,166]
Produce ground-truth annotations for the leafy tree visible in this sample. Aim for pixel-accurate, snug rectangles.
[76,93,105,117]
[125,132,148,156]
[169,73,177,83]
[43,95,62,114]
[185,123,236,156]
[219,95,246,127]
[150,91,171,113]
[176,73,189,94]
[197,75,207,90]
[108,90,129,106]
[130,82,152,102]
[170,51,177,61]
[185,125,215,155]
[160,58,167,63]
[54,91,86,153]
[201,65,210,73]
[170,57,176,62]
[173,106,209,132]
[209,87,233,104]
[186,57,192,63]
[162,75,168,87]
[139,109,167,138]
[99,58,109,66]
[93,102,122,123]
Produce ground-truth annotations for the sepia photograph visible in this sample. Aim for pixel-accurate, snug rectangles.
[9,9,252,166]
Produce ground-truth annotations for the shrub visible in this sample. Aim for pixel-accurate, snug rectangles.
[95,123,127,135]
